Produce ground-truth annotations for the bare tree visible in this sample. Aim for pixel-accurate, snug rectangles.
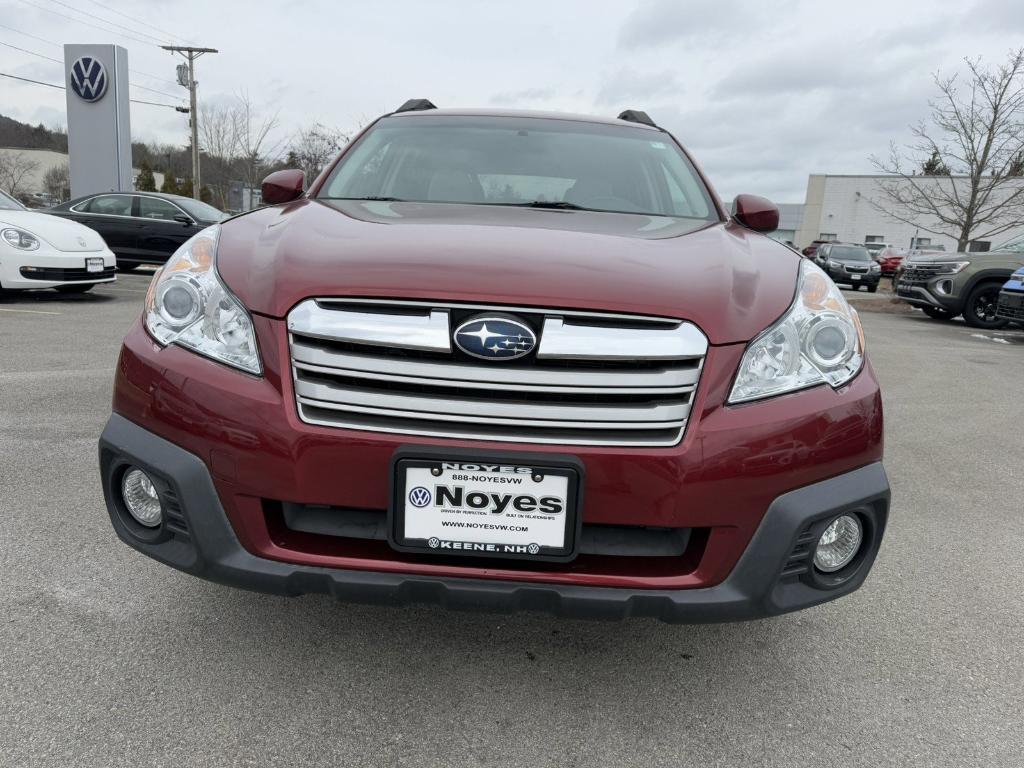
[288,123,350,183]
[0,151,40,198]
[231,91,284,196]
[198,103,239,209]
[870,49,1024,250]
[42,162,70,202]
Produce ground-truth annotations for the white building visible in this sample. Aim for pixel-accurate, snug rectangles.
[0,147,164,201]
[795,174,1024,252]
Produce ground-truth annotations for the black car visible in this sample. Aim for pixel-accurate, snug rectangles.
[814,243,882,292]
[47,192,226,271]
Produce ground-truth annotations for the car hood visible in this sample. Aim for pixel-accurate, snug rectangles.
[216,199,801,345]
[2,210,106,252]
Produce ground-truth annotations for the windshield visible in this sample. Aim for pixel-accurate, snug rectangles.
[0,189,26,211]
[319,115,718,219]
[996,236,1024,253]
[176,198,226,222]
[831,246,871,261]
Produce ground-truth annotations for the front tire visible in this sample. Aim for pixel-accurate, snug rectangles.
[962,282,1008,329]
[55,283,94,294]
[923,306,955,320]
[867,285,877,293]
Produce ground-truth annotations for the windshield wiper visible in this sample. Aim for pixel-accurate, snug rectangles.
[322,196,407,202]
[511,200,586,210]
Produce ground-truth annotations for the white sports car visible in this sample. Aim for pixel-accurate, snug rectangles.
[0,189,116,293]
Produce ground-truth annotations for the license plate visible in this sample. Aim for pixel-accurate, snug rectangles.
[86,257,104,273]
[389,451,583,562]
[851,274,861,280]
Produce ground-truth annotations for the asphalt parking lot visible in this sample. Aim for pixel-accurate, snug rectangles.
[1,274,1023,768]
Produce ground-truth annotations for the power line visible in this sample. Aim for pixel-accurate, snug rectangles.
[0,70,187,109]
[83,0,192,46]
[0,19,182,86]
[46,0,173,46]
[0,39,184,100]
[15,0,163,48]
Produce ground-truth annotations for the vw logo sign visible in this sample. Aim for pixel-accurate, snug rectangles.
[69,56,108,103]
[454,316,537,361]
[408,486,432,508]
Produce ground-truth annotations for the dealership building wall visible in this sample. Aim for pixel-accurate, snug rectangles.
[795,174,1024,252]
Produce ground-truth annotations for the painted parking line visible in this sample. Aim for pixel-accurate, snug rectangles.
[0,307,62,315]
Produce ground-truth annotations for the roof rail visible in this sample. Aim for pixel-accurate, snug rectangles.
[617,109,657,128]
[395,99,437,113]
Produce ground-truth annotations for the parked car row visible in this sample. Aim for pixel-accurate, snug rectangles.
[894,237,1024,328]
[0,189,226,294]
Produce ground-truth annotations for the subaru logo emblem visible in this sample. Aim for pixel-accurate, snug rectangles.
[69,56,108,103]
[408,487,432,507]
[453,316,537,361]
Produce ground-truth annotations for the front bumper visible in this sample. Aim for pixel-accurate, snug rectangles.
[825,268,880,287]
[996,287,1024,322]
[99,413,890,623]
[0,247,116,289]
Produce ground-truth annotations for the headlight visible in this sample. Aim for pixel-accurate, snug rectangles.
[827,259,840,268]
[870,262,881,272]
[1,227,40,250]
[144,226,261,375]
[729,260,864,403]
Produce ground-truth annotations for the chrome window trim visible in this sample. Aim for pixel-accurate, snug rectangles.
[69,193,194,223]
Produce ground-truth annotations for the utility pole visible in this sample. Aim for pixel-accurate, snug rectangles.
[162,45,218,200]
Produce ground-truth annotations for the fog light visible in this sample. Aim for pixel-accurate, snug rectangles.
[121,468,163,527]
[813,514,862,572]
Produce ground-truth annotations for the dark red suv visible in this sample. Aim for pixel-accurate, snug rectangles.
[99,104,889,622]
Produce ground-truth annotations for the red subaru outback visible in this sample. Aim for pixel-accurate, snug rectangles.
[99,103,889,622]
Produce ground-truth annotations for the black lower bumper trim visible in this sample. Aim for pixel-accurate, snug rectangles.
[98,414,891,623]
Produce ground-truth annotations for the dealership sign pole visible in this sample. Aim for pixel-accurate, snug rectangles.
[63,44,133,198]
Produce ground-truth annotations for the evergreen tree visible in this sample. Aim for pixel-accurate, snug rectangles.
[921,150,951,176]
[136,160,157,191]
[160,174,178,195]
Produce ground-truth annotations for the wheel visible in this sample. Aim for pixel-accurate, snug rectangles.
[962,282,1009,329]
[117,262,143,272]
[867,285,877,293]
[922,306,955,320]
[54,283,94,294]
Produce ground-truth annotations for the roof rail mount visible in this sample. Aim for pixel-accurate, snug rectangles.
[395,99,437,113]
[617,109,657,128]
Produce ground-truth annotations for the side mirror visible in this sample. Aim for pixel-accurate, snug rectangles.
[173,213,193,226]
[732,194,779,233]
[261,169,305,205]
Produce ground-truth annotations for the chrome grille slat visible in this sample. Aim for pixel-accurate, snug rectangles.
[290,340,701,391]
[288,299,708,447]
[297,396,684,430]
[294,378,690,423]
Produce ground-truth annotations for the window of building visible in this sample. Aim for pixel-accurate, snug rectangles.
[912,237,931,248]
[819,232,837,240]
[969,240,991,252]
[864,235,884,243]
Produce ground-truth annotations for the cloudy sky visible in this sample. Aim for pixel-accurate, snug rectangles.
[2,0,1023,201]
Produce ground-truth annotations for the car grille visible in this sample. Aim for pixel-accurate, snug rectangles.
[899,264,944,284]
[287,299,708,447]
[997,290,1024,321]
[19,266,116,281]
[844,264,870,274]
